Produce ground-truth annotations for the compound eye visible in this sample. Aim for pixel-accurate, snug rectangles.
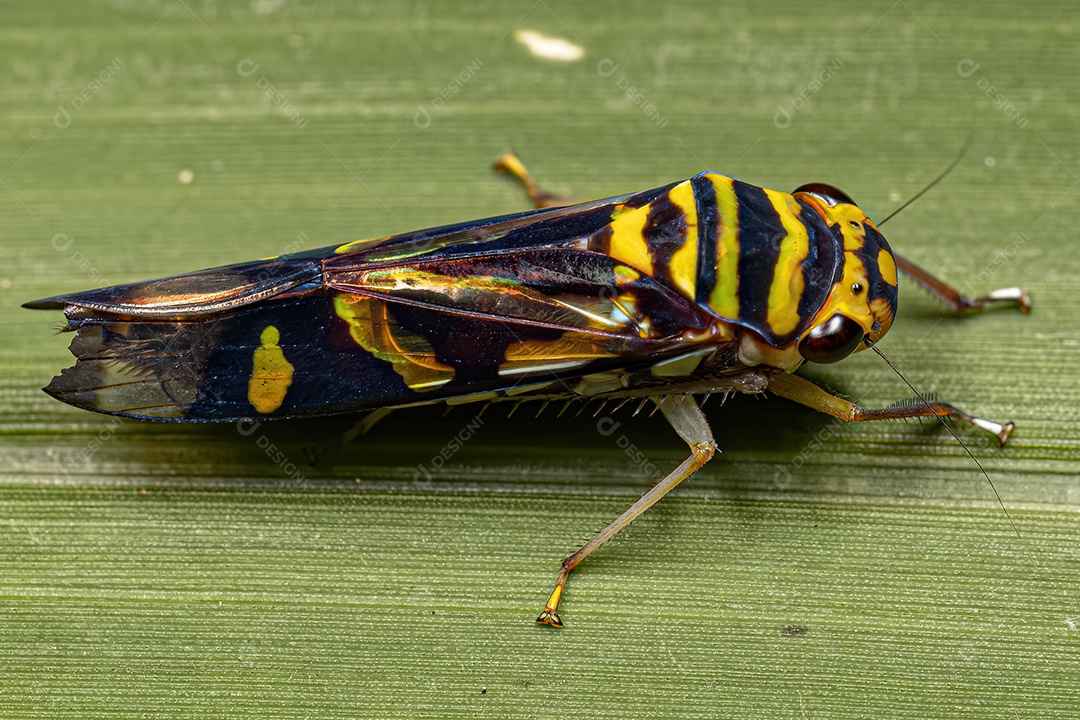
[799,314,866,364]
[792,183,856,207]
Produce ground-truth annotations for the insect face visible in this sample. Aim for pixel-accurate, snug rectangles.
[793,184,899,363]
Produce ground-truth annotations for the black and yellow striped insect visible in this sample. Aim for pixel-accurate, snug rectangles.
[24,152,1030,627]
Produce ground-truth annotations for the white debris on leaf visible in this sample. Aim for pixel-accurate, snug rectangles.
[514,30,584,61]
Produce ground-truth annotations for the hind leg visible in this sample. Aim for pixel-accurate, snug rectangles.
[493,151,573,209]
[536,395,716,628]
[894,254,1030,314]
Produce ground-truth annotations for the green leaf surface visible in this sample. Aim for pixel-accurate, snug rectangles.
[2,1,1078,717]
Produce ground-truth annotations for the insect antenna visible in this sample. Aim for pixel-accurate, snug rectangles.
[876,135,971,227]
[868,342,1020,539]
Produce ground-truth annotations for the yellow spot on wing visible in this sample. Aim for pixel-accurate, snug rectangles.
[333,294,454,390]
[764,189,810,336]
[666,181,699,300]
[248,325,294,414]
[613,264,640,283]
[708,175,740,319]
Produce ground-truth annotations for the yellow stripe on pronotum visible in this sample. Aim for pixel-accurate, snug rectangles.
[665,180,700,300]
[708,174,741,318]
[763,189,811,336]
[605,199,654,275]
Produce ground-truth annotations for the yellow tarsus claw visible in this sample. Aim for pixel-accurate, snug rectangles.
[536,581,566,626]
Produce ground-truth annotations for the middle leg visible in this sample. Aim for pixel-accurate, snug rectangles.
[536,395,717,628]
